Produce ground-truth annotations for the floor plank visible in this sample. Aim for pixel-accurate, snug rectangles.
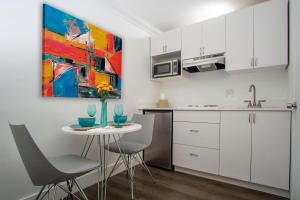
[82,166,288,200]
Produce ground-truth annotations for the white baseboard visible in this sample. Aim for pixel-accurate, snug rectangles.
[20,159,137,200]
[175,167,290,198]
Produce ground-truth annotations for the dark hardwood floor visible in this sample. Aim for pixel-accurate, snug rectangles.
[82,166,288,200]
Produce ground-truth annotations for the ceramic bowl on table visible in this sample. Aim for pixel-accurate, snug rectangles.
[113,115,128,128]
[78,117,96,127]
[113,115,127,124]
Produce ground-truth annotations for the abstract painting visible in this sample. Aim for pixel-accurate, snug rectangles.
[42,4,122,98]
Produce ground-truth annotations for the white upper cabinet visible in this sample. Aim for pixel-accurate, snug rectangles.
[220,111,251,182]
[253,0,288,69]
[151,29,181,56]
[226,7,254,71]
[151,34,165,56]
[164,29,182,54]
[182,15,225,60]
[226,0,288,72]
[202,16,226,56]
[251,112,290,190]
[181,22,203,60]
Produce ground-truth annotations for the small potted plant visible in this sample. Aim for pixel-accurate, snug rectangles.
[96,82,112,127]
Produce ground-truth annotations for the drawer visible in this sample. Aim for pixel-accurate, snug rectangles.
[173,144,219,175]
[173,122,219,149]
[174,111,220,123]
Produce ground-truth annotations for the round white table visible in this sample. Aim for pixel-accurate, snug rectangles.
[62,123,142,136]
[61,123,142,200]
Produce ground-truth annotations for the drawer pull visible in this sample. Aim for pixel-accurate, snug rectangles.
[189,153,199,157]
[189,129,199,133]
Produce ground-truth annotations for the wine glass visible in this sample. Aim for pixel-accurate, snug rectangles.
[114,104,124,117]
[87,104,96,117]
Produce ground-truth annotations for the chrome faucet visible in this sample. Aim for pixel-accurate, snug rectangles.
[249,84,257,107]
[244,84,266,108]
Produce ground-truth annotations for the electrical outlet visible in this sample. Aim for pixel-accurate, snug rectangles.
[225,89,234,98]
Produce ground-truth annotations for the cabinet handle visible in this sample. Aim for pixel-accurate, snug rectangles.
[249,113,251,123]
[200,47,204,55]
[253,113,256,123]
[189,129,199,133]
[251,58,254,67]
[254,57,258,66]
[189,153,199,157]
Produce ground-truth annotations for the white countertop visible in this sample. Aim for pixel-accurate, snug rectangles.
[139,106,293,112]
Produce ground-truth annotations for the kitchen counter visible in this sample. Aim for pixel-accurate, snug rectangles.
[139,106,293,112]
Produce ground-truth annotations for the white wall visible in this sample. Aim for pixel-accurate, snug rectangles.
[0,1,158,200]
[159,70,289,107]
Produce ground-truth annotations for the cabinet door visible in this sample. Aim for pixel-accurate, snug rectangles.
[202,16,226,56]
[251,112,290,190]
[150,34,165,56]
[181,22,203,60]
[253,0,288,69]
[220,111,251,181]
[164,29,181,54]
[225,7,254,71]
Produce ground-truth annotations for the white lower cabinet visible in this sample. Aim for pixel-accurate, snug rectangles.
[220,111,252,181]
[173,122,219,149]
[173,111,220,175]
[220,111,291,190]
[174,111,220,123]
[173,110,291,191]
[173,144,219,175]
[251,112,290,190]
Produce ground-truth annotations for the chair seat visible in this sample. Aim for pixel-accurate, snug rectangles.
[105,141,147,155]
[48,154,99,174]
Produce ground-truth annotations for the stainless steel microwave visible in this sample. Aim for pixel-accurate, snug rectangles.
[152,59,181,78]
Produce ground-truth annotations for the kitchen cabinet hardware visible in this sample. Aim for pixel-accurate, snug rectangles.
[189,129,200,133]
[189,153,199,157]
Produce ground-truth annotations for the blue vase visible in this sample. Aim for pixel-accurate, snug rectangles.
[100,100,108,127]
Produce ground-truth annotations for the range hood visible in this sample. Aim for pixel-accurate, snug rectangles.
[182,53,225,73]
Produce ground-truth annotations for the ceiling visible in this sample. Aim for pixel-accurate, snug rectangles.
[107,0,267,33]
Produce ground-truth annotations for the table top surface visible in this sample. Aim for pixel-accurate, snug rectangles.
[61,123,142,136]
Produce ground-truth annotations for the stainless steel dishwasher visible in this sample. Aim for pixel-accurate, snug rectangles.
[143,110,173,170]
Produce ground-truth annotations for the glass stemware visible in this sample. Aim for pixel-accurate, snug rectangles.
[87,104,96,117]
[114,104,124,116]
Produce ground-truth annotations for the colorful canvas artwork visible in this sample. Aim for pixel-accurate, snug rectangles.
[42,4,122,98]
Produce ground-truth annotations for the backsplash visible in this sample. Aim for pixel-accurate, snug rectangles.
[158,69,289,108]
